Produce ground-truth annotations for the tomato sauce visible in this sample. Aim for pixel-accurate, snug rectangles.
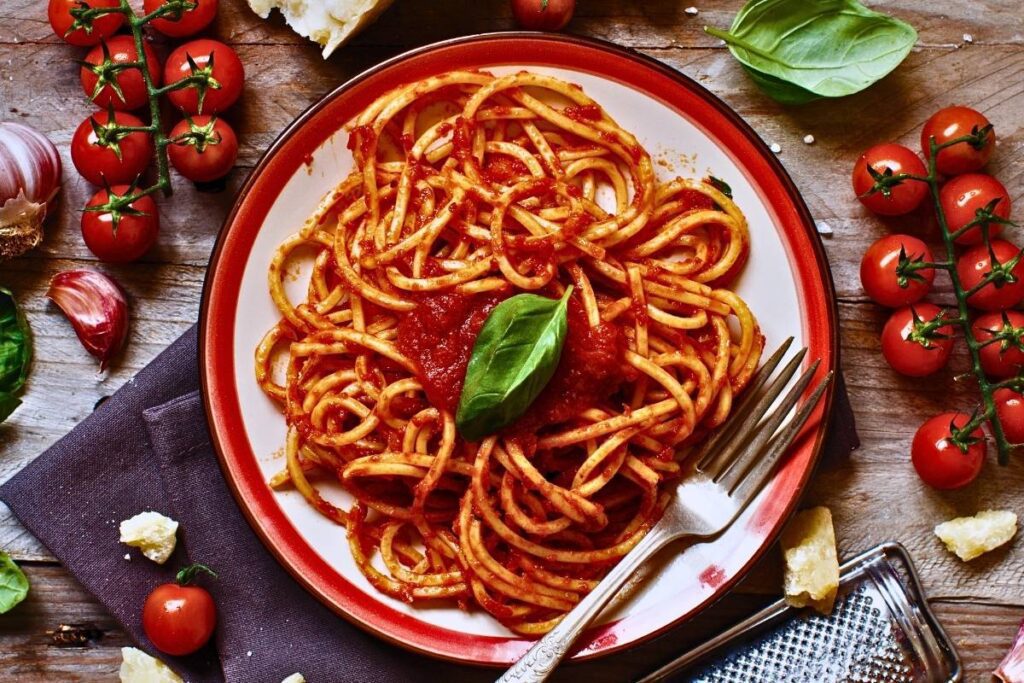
[483,155,529,184]
[564,104,602,122]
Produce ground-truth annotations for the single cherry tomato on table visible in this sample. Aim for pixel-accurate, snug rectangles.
[921,106,995,176]
[142,563,217,656]
[956,239,1024,311]
[973,311,1024,379]
[82,185,160,263]
[911,412,985,490]
[48,0,124,46]
[168,116,238,182]
[71,111,154,186]
[881,303,955,377]
[163,39,244,115]
[511,0,575,30]
[939,173,1012,245]
[860,234,935,307]
[80,35,162,112]
[144,0,218,37]
[994,389,1024,444]
[851,143,928,216]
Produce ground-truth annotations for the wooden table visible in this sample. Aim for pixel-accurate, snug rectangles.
[1,0,1022,679]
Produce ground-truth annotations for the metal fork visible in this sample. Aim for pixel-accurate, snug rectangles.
[497,338,833,683]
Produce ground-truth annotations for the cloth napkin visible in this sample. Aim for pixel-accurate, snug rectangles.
[0,325,858,682]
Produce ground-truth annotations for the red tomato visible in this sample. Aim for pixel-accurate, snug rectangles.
[911,412,985,490]
[939,173,1012,245]
[921,106,995,176]
[881,304,955,377]
[144,0,218,37]
[80,35,161,111]
[973,311,1024,379]
[48,0,124,46]
[994,389,1024,444]
[142,582,216,656]
[511,0,575,30]
[168,116,238,182]
[860,234,935,307]
[82,186,159,263]
[71,111,154,187]
[164,39,244,115]
[957,239,1024,311]
[851,143,928,216]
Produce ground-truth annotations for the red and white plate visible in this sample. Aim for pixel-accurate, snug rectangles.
[200,33,838,666]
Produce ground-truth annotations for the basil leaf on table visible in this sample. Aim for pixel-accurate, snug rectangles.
[0,286,32,423]
[0,552,29,614]
[705,0,917,104]
[456,287,572,441]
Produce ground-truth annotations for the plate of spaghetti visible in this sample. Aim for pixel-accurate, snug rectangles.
[200,33,837,665]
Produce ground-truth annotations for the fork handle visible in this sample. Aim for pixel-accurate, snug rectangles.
[496,526,675,683]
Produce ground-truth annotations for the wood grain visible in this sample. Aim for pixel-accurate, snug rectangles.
[1,0,1022,678]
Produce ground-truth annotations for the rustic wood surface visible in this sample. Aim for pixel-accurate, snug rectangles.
[1,0,1023,680]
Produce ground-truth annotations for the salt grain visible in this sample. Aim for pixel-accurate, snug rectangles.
[963,33,973,43]
[815,220,834,235]
[769,143,781,154]
[684,6,699,15]
[803,134,815,145]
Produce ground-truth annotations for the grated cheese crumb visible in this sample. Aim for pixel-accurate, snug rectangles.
[769,142,782,154]
[124,554,131,561]
[803,134,815,145]
[281,675,306,683]
[684,6,699,15]
[963,33,973,43]
[815,220,833,235]
[119,512,178,565]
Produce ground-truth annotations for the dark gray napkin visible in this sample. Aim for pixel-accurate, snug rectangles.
[0,325,858,682]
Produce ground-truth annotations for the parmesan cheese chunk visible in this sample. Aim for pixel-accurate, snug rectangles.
[281,675,307,683]
[935,510,1017,561]
[119,511,179,565]
[246,0,396,58]
[119,647,183,683]
[781,506,839,614]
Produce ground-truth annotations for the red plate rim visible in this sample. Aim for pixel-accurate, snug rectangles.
[199,32,839,666]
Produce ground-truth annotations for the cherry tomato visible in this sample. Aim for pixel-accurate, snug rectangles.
[48,0,124,46]
[71,111,154,187]
[881,303,955,377]
[142,581,216,656]
[511,0,575,30]
[168,116,238,182]
[860,234,935,307]
[851,143,928,216]
[911,412,985,490]
[957,239,1024,311]
[144,0,218,37]
[80,35,161,112]
[82,186,159,263]
[994,389,1024,444]
[973,311,1024,379]
[921,106,995,176]
[939,173,1012,245]
[164,39,244,115]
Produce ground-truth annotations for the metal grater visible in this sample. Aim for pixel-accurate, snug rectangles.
[639,542,961,682]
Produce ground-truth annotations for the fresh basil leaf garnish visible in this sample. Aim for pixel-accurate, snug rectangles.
[0,287,31,423]
[456,287,572,441]
[0,552,29,614]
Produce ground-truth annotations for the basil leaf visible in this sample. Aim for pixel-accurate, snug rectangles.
[706,0,917,104]
[0,287,31,423]
[0,552,29,614]
[456,287,572,441]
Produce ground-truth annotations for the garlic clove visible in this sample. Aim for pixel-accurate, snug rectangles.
[0,122,62,261]
[997,619,1024,682]
[46,270,129,371]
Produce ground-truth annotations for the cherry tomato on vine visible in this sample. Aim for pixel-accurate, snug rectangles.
[957,239,1024,311]
[939,173,1012,246]
[142,564,217,656]
[911,412,985,490]
[921,106,995,176]
[144,0,218,37]
[168,116,238,182]
[994,389,1024,444]
[860,234,935,307]
[973,311,1024,379]
[80,35,162,112]
[71,111,154,187]
[851,143,928,216]
[48,0,124,46]
[82,185,159,263]
[511,0,575,31]
[881,303,955,377]
[163,39,244,115]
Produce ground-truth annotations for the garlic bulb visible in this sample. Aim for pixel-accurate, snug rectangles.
[0,122,62,260]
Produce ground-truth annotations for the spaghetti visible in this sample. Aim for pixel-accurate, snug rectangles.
[257,70,763,634]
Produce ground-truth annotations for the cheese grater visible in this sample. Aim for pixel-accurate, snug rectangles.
[639,542,961,682]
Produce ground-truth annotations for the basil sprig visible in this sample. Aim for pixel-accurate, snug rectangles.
[0,552,29,614]
[0,287,31,423]
[706,0,917,105]
[456,287,572,441]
